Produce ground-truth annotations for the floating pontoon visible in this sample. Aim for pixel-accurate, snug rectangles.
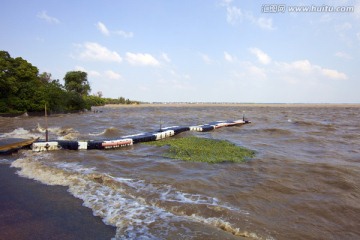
[31,119,250,152]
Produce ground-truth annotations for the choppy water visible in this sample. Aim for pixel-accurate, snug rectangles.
[1,104,359,240]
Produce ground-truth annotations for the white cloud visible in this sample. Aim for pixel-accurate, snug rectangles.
[74,66,101,78]
[257,17,274,30]
[228,57,348,94]
[276,59,347,81]
[354,2,360,19]
[320,14,333,23]
[249,48,271,65]
[161,53,171,63]
[335,51,352,60]
[321,68,347,80]
[96,21,134,38]
[221,0,233,5]
[246,64,267,80]
[74,66,121,80]
[89,70,101,78]
[290,60,312,72]
[156,69,193,90]
[224,51,234,62]
[74,66,86,71]
[113,30,134,38]
[104,70,122,79]
[37,11,60,24]
[222,2,274,30]
[226,6,242,25]
[231,61,267,85]
[96,22,110,36]
[126,52,160,66]
[75,42,122,63]
[200,53,212,64]
[335,22,352,32]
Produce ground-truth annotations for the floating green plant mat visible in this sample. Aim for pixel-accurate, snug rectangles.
[143,136,255,163]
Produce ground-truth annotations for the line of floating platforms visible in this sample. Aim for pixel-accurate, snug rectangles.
[32,119,250,152]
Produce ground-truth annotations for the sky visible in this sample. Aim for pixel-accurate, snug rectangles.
[1,0,360,103]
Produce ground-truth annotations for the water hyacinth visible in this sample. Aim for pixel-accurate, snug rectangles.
[144,136,255,163]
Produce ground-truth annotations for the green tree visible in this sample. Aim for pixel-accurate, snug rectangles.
[0,50,42,112]
[39,72,52,84]
[0,51,14,100]
[1,51,141,113]
[119,97,125,104]
[64,71,91,96]
[42,79,68,112]
[84,95,105,107]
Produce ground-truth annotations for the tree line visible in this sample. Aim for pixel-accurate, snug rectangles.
[0,51,139,114]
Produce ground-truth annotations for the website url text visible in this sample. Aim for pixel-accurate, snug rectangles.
[262,4,355,13]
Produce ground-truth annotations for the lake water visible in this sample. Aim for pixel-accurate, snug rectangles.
[1,104,359,239]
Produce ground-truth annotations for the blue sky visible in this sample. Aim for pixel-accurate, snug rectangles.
[1,0,359,103]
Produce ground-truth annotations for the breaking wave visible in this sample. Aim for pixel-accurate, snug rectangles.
[10,152,254,239]
[0,128,40,139]
[89,127,122,138]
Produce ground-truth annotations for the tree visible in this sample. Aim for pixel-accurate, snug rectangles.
[0,51,14,100]
[96,91,103,98]
[1,51,141,113]
[39,72,52,84]
[63,71,92,111]
[42,79,68,112]
[0,50,42,112]
[64,71,91,96]
[119,97,125,104]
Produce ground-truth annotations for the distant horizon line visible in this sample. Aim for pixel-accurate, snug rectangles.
[140,102,360,105]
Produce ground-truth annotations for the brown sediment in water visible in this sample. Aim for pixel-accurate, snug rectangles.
[0,164,115,240]
[1,105,359,239]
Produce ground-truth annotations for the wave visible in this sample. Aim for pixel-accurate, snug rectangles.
[262,128,292,135]
[0,159,12,165]
[247,128,293,137]
[291,120,337,130]
[10,152,257,239]
[34,123,80,140]
[89,127,121,138]
[0,127,40,139]
[0,124,80,141]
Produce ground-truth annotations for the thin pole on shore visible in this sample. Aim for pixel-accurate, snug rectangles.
[45,104,48,142]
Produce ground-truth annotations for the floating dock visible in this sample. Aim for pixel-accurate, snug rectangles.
[0,138,38,155]
[30,119,250,152]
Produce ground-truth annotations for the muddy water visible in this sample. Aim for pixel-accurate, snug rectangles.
[1,105,359,239]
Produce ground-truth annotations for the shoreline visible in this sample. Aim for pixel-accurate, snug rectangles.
[103,102,360,108]
[0,164,116,240]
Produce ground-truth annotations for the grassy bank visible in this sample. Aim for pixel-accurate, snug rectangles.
[144,136,255,163]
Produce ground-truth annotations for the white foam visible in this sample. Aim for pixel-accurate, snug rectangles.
[0,159,12,165]
[190,215,262,239]
[34,123,46,133]
[10,154,252,239]
[89,129,107,136]
[34,124,80,140]
[88,127,119,137]
[10,156,180,238]
[53,162,97,175]
[0,128,40,139]
[111,176,245,213]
